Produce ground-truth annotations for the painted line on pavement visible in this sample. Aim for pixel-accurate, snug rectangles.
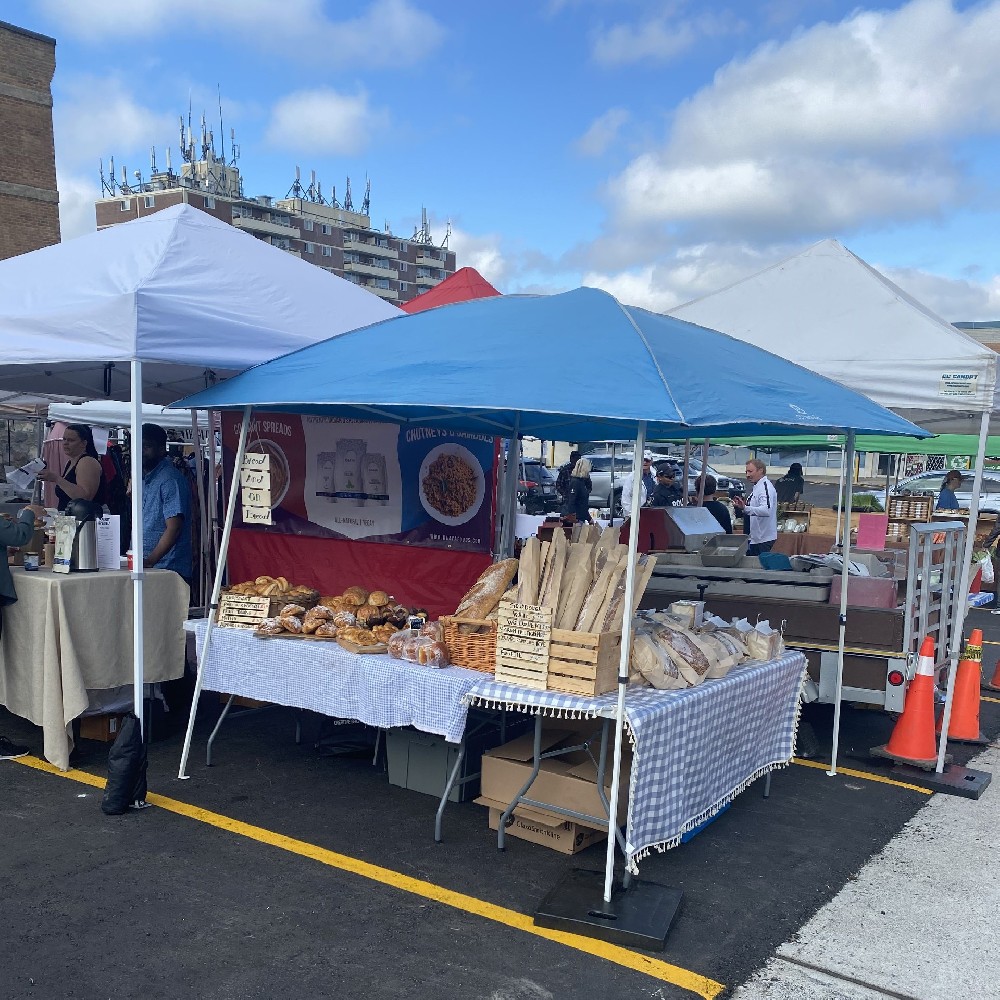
[13,755,725,1000]
[792,758,933,795]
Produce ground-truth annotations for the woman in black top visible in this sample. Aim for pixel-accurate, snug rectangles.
[37,423,107,511]
[775,462,805,504]
[560,458,593,523]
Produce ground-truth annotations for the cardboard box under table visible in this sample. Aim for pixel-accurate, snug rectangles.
[465,651,807,870]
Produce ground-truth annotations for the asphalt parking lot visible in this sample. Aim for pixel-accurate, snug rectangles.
[3,607,998,1000]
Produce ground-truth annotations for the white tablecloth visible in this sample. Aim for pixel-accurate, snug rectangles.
[467,652,807,871]
[186,619,486,743]
[0,567,189,769]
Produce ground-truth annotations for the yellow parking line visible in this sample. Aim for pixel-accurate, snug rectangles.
[13,756,724,1000]
[792,757,933,795]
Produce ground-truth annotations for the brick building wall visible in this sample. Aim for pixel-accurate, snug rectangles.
[0,20,59,260]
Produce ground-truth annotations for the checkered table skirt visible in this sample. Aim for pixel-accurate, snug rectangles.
[467,652,807,872]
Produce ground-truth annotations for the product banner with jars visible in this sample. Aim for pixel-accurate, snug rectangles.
[222,412,497,552]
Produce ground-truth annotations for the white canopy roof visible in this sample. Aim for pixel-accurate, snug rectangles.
[48,400,206,430]
[670,239,999,435]
[0,203,400,404]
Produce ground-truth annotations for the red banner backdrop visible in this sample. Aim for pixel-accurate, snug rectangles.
[226,529,492,619]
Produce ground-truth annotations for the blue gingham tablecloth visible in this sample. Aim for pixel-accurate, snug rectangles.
[186,619,484,743]
[466,652,807,872]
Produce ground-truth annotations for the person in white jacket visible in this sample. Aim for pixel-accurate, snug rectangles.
[733,458,778,555]
[621,455,656,513]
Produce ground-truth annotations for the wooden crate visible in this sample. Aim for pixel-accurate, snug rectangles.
[547,628,623,697]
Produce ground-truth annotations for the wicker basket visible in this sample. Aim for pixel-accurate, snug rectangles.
[441,615,497,673]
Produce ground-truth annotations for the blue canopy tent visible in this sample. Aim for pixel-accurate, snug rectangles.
[172,286,927,938]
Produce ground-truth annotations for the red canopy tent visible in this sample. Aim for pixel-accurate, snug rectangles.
[400,266,500,313]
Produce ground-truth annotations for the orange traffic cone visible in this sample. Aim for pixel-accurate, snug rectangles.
[984,657,1000,693]
[872,636,938,768]
[937,629,987,744]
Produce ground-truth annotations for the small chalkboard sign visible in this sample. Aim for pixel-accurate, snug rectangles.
[495,600,553,690]
[217,594,271,629]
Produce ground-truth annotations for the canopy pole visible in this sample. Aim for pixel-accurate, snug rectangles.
[834,444,846,548]
[682,440,691,502]
[130,361,146,733]
[191,408,209,612]
[935,410,990,772]
[178,406,252,779]
[828,430,856,776]
[695,438,710,505]
[499,414,521,558]
[602,421,646,903]
[208,410,220,569]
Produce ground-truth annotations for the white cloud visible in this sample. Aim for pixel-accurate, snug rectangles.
[447,226,510,290]
[265,88,389,156]
[53,75,175,171]
[56,171,100,241]
[575,107,630,157]
[881,265,1000,323]
[596,0,1000,257]
[33,0,445,67]
[592,6,744,66]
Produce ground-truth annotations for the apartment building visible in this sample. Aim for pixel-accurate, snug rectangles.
[94,135,455,306]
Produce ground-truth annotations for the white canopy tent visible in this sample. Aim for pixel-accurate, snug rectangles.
[671,238,999,774]
[0,203,400,728]
[48,400,207,431]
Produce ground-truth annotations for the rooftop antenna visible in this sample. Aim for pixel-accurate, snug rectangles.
[201,113,209,160]
[165,146,172,171]
[329,183,338,209]
[286,165,306,199]
[440,218,452,249]
[343,176,353,212]
[99,158,115,196]
[361,176,370,216]
[150,146,157,174]
[229,128,240,166]
[217,84,226,163]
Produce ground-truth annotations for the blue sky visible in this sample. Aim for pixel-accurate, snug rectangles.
[10,0,1000,319]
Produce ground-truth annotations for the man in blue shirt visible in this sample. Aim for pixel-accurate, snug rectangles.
[141,423,192,583]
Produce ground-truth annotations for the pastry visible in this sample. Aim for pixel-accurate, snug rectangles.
[277,615,302,634]
[280,603,307,618]
[367,590,390,607]
[256,618,285,636]
[343,586,370,605]
[355,605,385,627]
[315,622,338,638]
[331,610,357,628]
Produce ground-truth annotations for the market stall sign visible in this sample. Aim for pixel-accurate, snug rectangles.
[495,600,552,690]
[240,454,273,526]
[217,594,271,629]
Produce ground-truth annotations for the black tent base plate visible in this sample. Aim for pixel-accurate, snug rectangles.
[534,868,682,951]
[890,763,992,799]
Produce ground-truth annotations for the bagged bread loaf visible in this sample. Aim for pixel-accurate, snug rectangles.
[631,629,687,690]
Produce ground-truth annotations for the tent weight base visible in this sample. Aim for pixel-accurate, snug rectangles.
[890,763,992,800]
[534,868,682,951]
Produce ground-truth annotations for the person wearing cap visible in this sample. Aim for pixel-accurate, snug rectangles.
[936,470,962,511]
[648,465,683,507]
[621,454,656,511]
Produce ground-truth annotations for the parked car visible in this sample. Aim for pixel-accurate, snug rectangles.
[518,459,560,514]
[856,469,1000,515]
[584,452,744,514]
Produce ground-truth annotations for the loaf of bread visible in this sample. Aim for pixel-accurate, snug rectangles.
[453,558,518,619]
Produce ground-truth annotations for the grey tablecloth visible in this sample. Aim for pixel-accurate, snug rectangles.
[467,652,807,872]
[0,567,189,769]
[185,619,484,743]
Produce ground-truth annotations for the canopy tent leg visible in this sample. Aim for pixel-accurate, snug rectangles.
[208,410,220,569]
[694,438,710,506]
[682,439,691,502]
[834,444,846,548]
[534,421,682,950]
[828,431,856,776]
[130,361,145,733]
[499,413,521,558]
[178,406,252,779]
